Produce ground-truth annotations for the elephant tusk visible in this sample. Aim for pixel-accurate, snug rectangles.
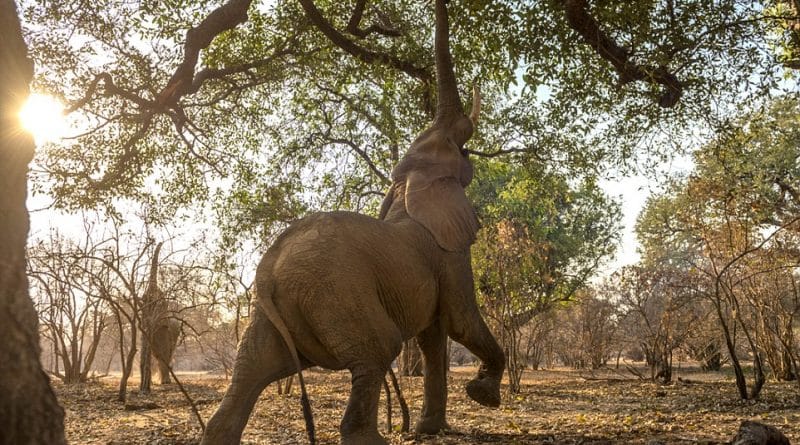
[469,84,481,127]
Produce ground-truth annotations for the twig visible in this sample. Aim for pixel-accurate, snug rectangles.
[167,366,206,431]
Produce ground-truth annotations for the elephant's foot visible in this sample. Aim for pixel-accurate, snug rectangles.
[465,376,501,407]
[415,415,449,435]
[340,430,388,445]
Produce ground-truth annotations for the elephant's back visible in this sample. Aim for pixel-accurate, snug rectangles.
[258,211,440,348]
[269,211,434,272]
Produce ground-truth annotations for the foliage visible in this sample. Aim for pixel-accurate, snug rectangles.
[20,0,800,249]
[470,159,620,391]
[635,97,800,399]
[471,160,621,315]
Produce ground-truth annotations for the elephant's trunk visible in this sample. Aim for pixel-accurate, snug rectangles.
[434,0,464,123]
[469,85,480,127]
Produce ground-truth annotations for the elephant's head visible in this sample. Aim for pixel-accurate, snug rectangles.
[380,0,480,253]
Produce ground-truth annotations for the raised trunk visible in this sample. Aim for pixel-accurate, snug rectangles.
[0,1,67,442]
[433,0,462,121]
[147,242,163,291]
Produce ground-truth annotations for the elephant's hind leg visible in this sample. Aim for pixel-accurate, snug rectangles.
[304,284,402,444]
[340,365,389,445]
[201,310,298,445]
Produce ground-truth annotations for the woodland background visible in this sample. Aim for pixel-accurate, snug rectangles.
[2,0,800,443]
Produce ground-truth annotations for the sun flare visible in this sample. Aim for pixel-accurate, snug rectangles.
[19,93,67,144]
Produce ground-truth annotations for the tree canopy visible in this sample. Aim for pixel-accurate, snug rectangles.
[21,0,800,247]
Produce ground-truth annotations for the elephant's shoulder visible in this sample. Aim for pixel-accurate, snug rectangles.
[277,212,387,247]
[300,211,386,231]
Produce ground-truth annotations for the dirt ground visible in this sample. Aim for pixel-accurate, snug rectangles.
[55,365,800,444]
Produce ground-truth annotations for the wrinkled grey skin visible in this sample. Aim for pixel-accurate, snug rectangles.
[201,2,504,444]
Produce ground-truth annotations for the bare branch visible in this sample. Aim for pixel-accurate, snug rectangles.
[465,147,529,158]
[327,137,390,185]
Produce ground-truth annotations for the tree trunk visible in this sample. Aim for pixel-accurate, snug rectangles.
[0,1,66,443]
[139,333,152,394]
[749,351,766,400]
[716,301,749,399]
[117,319,137,402]
[778,321,796,381]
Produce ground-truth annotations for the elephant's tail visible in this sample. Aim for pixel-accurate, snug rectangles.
[254,285,315,445]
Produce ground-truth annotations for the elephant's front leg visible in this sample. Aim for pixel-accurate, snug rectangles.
[415,320,449,434]
[441,253,505,408]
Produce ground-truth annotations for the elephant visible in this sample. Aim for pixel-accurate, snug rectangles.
[201,1,505,444]
[140,241,182,391]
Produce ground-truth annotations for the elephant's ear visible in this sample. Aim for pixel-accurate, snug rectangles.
[405,169,479,252]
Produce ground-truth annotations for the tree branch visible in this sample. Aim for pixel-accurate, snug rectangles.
[465,147,529,158]
[158,0,254,105]
[345,0,402,38]
[563,0,683,108]
[327,137,390,185]
[297,0,430,83]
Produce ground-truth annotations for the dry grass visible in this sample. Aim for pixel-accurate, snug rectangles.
[56,365,800,444]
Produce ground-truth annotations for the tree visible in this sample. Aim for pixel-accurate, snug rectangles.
[613,265,701,383]
[28,231,109,384]
[558,290,619,370]
[0,1,65,442]
[20,0,800,241]
[738,240,800,383]
[636,98,800,397]
[471,160,620,391]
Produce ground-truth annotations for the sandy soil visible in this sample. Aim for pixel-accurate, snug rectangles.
[56,365,800,444]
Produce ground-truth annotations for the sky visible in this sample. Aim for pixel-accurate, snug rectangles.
[599,174,649,272]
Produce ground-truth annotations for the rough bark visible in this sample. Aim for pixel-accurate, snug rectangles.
[140,334,153,393]
[0,1,66,443]
[159,0,254,104]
